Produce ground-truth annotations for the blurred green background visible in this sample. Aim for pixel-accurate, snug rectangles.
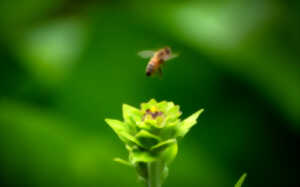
[1,0,300,187]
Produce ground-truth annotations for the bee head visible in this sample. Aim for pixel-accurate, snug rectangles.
[165,47,171,55]
[146,71,151,76]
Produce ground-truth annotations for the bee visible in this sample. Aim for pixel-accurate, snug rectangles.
[138,47,178,76]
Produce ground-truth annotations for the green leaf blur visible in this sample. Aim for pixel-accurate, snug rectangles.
[235,173,247,187]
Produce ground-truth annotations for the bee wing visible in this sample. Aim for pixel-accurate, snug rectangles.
[138,50,156,59]
[166,53,179,61]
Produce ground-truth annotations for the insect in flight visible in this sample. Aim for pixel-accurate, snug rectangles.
[138,47,178,77]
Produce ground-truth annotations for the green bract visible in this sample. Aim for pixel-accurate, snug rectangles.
[105,99,204,182]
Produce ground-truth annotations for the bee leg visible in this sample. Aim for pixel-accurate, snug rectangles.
[158,68,163,78]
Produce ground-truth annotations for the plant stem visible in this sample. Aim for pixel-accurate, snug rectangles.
[147,162,162,187]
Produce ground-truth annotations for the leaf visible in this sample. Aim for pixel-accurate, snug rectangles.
[122,104,142,124]
[151,139,177,152]
[234,173,247,187]
[113,158,133,167]
[160,142,178,164]
[119,131,143,147]
[105,119,130,135]
[160,123,178,140]
[176,109,204,137]
[130,150,157,163]
[135,130,161,149]
[126,117,137,134]
[136,121,151,130]
[105,119,142,146]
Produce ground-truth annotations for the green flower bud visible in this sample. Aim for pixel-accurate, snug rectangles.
[105,99,204,181]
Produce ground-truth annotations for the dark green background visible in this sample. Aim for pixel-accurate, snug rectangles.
[1,0,300,187]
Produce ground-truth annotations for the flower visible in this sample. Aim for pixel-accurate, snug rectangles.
[105,99,204,181]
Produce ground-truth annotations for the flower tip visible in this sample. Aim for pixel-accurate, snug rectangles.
[198,108,204,114]
[147,98,158,106]
[122,103,129,109]
[149,98,158,103]
[192,109,204,121]
[194,108,204,116]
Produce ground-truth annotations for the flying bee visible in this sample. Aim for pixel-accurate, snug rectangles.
[138,47,178,76]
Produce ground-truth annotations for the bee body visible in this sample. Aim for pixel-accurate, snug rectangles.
[138,46,177,77]
[145,47,171,76]
[146,58,163,76]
